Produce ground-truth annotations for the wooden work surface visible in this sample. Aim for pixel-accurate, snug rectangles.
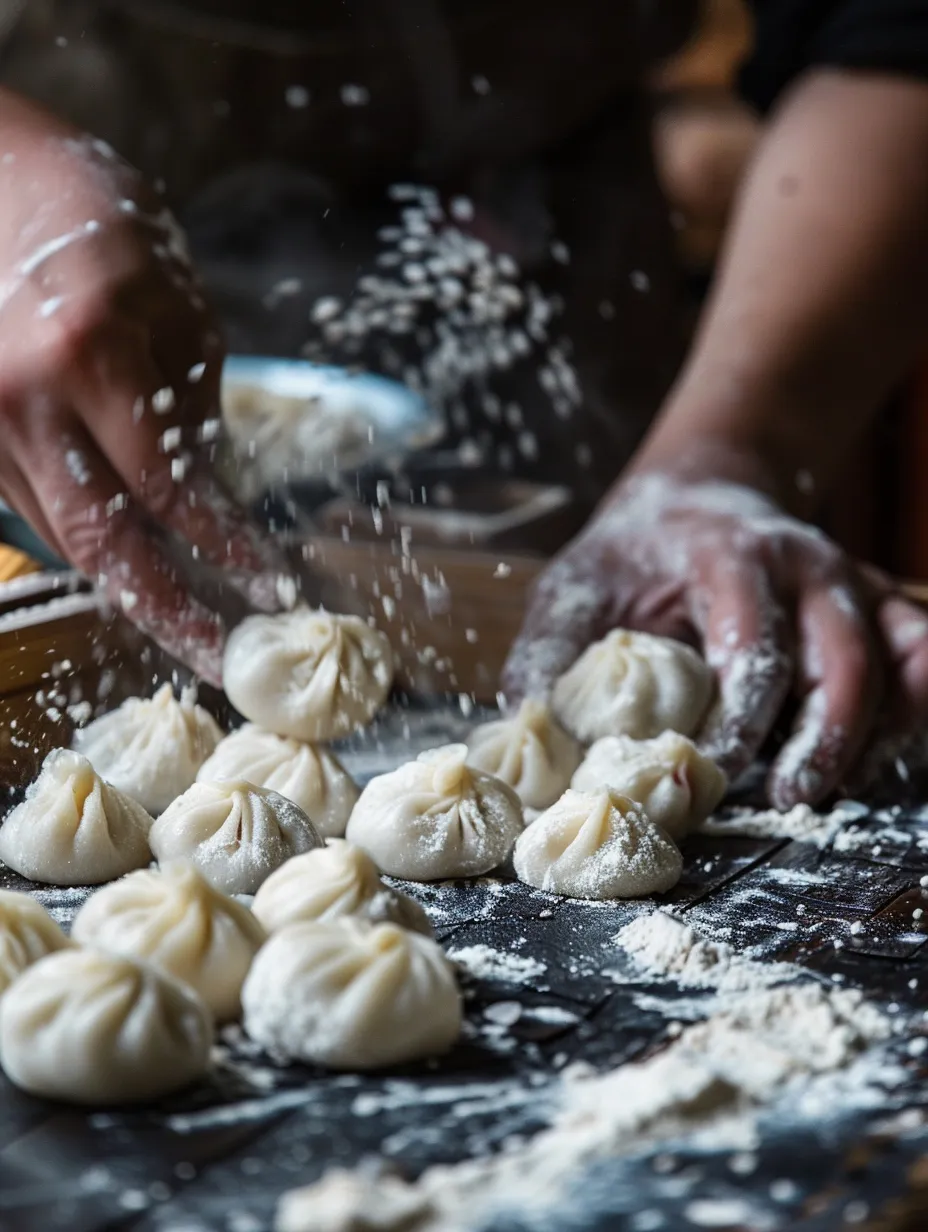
[0,574,925,1230]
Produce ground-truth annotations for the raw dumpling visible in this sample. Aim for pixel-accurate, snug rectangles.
[252,841,432,937]
[552,630,714,745]
[512,788,682,899]
[571,732,726,840]
[222,608,394,742]
[242,918,461,1069]
[197,725,359,838]
[149,780,323,895]
[73,683,223,815]
[345,744,524,881]
[0,749,153,886]
[466,699,582,811]
[0,948,213,1104]
[0,891,69,995]
[71,861,267,1021]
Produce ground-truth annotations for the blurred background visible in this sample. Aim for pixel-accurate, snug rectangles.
[0,0,924,582]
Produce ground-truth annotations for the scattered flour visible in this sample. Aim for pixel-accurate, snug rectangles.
[446,944,546,984]
[699,802,862,847]
[275,975,892,1232]
[614,911,790,993]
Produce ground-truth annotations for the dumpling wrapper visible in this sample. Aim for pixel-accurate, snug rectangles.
[73,682,223,815]
[72,861,267,1022]
[513,787,682,900]
[242,918,461,1069]
[0,749,153,886]
[149,779,323,895]
[346,744,524,881]
[252,840,433,936]
[552,630,713,744]
[571,731,726,840]
[0,891,69,994]
[466,699,582,812]
[197,724,359,838]
[222,608,394,742]
[0,948,213,1104]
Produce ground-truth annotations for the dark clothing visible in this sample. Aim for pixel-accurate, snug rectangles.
[743,0,928,112]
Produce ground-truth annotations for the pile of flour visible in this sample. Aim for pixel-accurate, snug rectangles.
[699,801,865,846]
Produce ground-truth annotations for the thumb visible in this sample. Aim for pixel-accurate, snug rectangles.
[502,554,605,704]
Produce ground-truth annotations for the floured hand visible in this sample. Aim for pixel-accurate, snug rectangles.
[0,92,292,684]
[504,472,928,808]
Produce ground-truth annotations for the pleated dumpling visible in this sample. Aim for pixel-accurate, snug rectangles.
[149,780,323,894]
[466,700,582,811]
[513,788,682,900]
[242,918,461,1069]
[0,891,69,995]
[73,683,223,815]
[0,949,213,1104]
[0,749,153,886]
[345,744,524,881]
[571,732,726,840]
[252,841,432,936]
[197,725,359,838]
[552,630,714,745]
[71,861,267,1021]
[222,608,394,742]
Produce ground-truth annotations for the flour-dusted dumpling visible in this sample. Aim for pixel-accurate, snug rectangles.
[0,750,153,886]
[222,608,394,742]
[466,700,583,812]
[149,780,323,895]
[73,683,223,815]
[252,841,432,937]
[513,788,682,900]
[0,948,213,1104]
[71,861,267,1021]
[346,744,524,881]
[570,732,727,840]
[0,892,69,995]
[197,725,359,838]
[552,630,714,745]
[242,918,461,1069]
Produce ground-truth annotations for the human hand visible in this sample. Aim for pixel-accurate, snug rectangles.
[0,100,291,683]
[503,473,928,807]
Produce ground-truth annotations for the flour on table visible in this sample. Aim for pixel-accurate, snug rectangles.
[276,917,897,1232]
[699,802,863,846]
[446,943,546,984]
[613,910,791,993]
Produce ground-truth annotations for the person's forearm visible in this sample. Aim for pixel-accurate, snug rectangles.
[626,70,928,516]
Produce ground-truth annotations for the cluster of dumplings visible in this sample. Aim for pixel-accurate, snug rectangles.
[0,610,725,1108]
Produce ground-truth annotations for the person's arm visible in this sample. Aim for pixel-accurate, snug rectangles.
[505,68,928,806]
[0,88,289,682]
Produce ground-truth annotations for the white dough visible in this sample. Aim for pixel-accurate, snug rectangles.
[345,744,524,881]
[0,749,153,886]
[197,725,359,838]
[242,918,461,1069]
[252,841,432,937]
[73,683,223,815]
[0,891,69,995]
[222,608,394,742]
[149,780,323,895]
[71,861,267,1022]
[0,948,213,1104]
[571,732,727,840]
[513,788,683,900]
[552,630,714,744]
[466,699,583,811]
